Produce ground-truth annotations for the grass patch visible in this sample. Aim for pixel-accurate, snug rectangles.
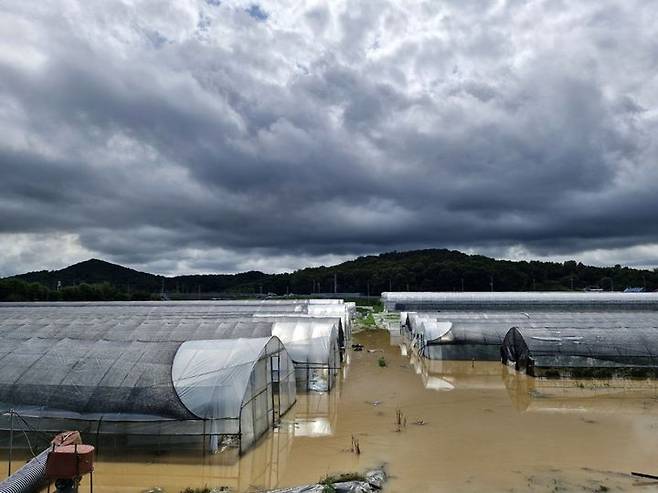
[320,472,367,485]
[347,298,383,312]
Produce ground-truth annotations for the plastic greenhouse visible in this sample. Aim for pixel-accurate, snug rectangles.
[382,292,658,312]
[403,311,658,362]
[501,325,658,378]
[0,304,314,452]
[0,302,347,392]
[254,314,346,354]
[270,320,341,392]
[0,335,296,453]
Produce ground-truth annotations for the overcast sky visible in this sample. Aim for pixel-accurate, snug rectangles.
[1,1,658,276]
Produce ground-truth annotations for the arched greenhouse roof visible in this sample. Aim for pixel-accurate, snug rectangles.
[502,326,658,377]
[0,335,295,424]
[0,307,275,342]
[382,292,658,311]
[270,319,339,365]
[404,310,658,362]
[173,337,294,421]
[253,314,345,348]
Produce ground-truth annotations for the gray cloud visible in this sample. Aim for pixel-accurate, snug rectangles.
[1,0,658,276]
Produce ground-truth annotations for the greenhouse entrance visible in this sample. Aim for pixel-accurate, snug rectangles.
[271,351,282,424]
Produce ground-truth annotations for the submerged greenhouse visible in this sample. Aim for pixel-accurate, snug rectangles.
[270,319,341,392]
[403,311,658,362]
[0,300,356,453]
[0,336,296,453]
[501,326,658,378]
[402,312,508,360]
[254,313,347,353]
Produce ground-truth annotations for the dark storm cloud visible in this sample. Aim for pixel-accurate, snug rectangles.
[1,0,658,276]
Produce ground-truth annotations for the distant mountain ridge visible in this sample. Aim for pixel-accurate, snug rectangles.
[5,249,658,300]
[16,258,164,292]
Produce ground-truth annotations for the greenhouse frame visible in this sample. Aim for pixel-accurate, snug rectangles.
[0,335,296,453]
[501,326,658,378]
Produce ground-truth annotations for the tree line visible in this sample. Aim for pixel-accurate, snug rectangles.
[2,249,657,301]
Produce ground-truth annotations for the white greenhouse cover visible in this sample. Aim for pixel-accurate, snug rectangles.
[253,314,346,346]
[271,320,338,365]
[173,337,277,420]
[307,305,350,332]
[419,321,453,343]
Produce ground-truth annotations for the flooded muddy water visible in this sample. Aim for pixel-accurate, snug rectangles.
[4,329,658,492]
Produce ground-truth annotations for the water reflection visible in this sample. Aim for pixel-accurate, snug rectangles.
[411,354,507,391]
[283,391,339,437]
[393,329,658,418]
[396,327,507,392]
[90,392,339,492]
[504,371,658,414]
[0,390,341,493]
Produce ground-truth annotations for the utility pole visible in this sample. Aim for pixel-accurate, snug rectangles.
[334,273,337,294]
[489,276,494,292]
[570,277,574,291]
[461,278,464,292]
[367,281,370,298]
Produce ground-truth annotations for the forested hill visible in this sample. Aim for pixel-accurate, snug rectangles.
[2,249,657,301]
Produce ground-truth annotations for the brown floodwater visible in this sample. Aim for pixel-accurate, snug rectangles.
[4,329,658,492]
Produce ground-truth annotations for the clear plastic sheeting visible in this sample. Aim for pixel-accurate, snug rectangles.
[403,313,506,360]
[0,337,194,421]
[306,304,352,340]
[403,311,658,361]
[382,292,658,311]
[0,302,349,394]
[0,336,296,453]
[0,303,299,452]
[501,326,658,378]
[270,320,340,392]
[0,299,353,340]
[254,314,346,351]
[172,337,296,439]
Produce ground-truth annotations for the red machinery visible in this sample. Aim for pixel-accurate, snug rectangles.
[44,432,95,493]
